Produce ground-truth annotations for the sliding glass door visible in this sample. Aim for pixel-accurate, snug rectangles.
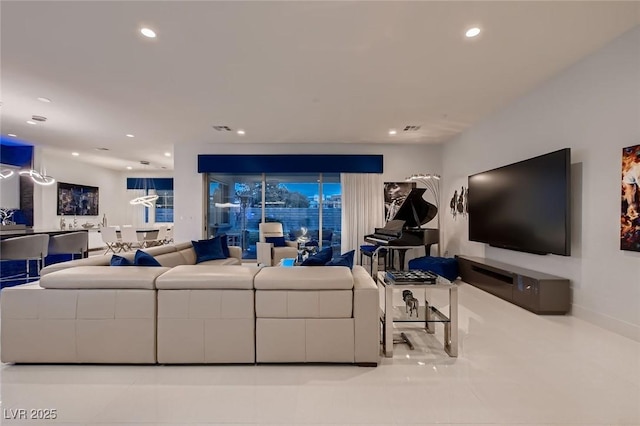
[207,174,262,258]
[205,173,341,260]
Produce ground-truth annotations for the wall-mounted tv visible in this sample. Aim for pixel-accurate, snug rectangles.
[57,182,99,216]
[468,148,571,256]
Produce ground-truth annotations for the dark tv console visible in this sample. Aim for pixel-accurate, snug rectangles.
[456,255,570,315]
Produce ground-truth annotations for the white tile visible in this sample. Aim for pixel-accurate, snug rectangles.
[0,282,638,425]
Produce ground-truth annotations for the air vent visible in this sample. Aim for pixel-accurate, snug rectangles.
[140,160,150,166]
[32,115,47,122]
[212,125,232,131]
[403,125,421,132]
[95,147,110,151]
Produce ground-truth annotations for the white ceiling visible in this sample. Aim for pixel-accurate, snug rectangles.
[1,1,639,171]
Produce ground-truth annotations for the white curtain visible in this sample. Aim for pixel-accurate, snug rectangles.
[341,173,384,254]
[126,189,147,228]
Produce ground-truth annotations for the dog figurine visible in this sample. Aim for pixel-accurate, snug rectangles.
[402,290,419,317]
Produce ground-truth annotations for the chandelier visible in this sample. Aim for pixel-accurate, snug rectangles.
[19,168,56,186]
[129,161,159,207]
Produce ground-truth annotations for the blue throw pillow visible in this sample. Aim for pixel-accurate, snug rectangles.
[110,254,132,266]
[301,247,333,266]
[325,250,355,269]
[218,234,230,257]
[191,237,227,264]
[265,236,287,247]
[134,250,162,266]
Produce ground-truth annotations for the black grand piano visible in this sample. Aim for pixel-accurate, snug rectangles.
[364,188,439,270]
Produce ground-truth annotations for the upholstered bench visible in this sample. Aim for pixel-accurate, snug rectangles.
[407,256,459,281]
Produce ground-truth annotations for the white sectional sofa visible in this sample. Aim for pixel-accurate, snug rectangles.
[1,243,380,366]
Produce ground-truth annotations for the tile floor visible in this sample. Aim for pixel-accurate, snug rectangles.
[0,282,638,425]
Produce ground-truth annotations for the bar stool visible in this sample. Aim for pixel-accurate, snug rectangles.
[0,234,50,284]
[359,244,388,276]
[48,232,89,261]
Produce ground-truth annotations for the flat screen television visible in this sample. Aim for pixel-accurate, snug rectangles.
[468,148,571,256]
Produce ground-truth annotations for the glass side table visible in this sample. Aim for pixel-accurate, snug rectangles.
[377,271,458,357]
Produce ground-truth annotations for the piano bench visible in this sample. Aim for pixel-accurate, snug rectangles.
[359,245,388,276]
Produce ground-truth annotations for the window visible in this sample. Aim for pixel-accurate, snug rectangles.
[154,190,173,223]
[205,173,341,259]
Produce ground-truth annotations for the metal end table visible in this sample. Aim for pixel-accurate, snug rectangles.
[377,271,458,357]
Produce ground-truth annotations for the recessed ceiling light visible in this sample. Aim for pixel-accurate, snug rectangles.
[26,120,37,125]
[126,134,135,138]
[71,152,79,156]
[8,133,17,137]
[164,152,172,157]
[140,28,156,38]
[126,166,133,170]
[388,129,397,135]
[465,27,481,38]
[37,97,52,103]
[237,130,246,135]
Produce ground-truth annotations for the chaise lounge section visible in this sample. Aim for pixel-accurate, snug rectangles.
[254,265,379,365]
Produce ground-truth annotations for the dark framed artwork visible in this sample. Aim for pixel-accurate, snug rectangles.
[57,182,99,216]
[383,182,415,223]
[621,144,640,251]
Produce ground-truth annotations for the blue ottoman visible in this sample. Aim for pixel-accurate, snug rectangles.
[408,256,459,281]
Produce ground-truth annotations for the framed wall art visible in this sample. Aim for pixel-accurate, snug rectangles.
[621,144,640,251]
[57,182,99,216]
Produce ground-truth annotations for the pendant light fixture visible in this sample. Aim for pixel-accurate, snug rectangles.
[17,115,56,185]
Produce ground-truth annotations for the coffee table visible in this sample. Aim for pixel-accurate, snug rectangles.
[377,271,458,357]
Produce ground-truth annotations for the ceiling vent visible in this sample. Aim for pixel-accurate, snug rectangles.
[95,147,110,151]
[212,125,232,131]
[32,115,47,122]
[139,160,150,166]
[403,125,421,132]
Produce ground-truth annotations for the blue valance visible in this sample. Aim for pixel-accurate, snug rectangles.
[126,178,173,191]
[197,154,383,174]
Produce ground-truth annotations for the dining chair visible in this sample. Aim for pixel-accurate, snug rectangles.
[101,226,122,254]
[120,226,142,252]
[144,225,168,247]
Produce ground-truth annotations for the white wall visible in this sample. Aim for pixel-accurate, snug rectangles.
[174,143,442,243]
[32,149,173,231]
[442,27,640,341]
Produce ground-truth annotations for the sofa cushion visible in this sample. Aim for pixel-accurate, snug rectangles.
[40,266,170,289]
[254,266,353,290]
[325,250,355,268]
[192,238,226,264]
[156,265,260,289]
[134,250,162,267]
[110,254,133,266]
[300,247,332,266]
[197,257,242,266]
